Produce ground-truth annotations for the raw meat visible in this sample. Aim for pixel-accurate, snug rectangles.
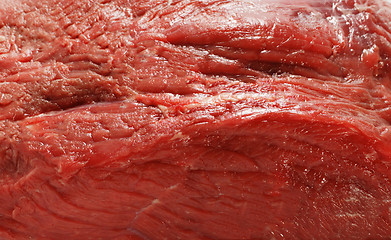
[1,0,391,239]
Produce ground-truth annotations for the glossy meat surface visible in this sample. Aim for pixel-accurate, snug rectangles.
[1,0,391,239]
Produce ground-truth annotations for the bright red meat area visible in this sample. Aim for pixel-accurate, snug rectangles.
[1,0,391,239]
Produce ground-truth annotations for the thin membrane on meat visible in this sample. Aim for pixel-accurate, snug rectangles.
[0,0,391,239]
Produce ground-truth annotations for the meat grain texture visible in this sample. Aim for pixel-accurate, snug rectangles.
[0,0,391,239]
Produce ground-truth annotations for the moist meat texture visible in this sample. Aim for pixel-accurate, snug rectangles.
[1,0,391,239]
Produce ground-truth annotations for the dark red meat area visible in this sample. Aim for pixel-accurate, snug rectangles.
[1,0,391,239]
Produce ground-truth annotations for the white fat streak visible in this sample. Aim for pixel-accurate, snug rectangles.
[134,184,179,218]
[336,213,363,218]
[170,132,189,141]
[24,124,36,131]
[200,92,275,105]
[135,199,160,217]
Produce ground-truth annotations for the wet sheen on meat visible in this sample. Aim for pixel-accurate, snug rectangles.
[0,0,391,239]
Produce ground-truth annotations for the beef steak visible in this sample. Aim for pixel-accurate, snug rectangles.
[1,0,391,239]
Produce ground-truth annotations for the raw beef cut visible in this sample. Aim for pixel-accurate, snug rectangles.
[1,0,391,239]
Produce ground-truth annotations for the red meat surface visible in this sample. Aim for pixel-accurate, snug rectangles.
[1,0,391,239]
